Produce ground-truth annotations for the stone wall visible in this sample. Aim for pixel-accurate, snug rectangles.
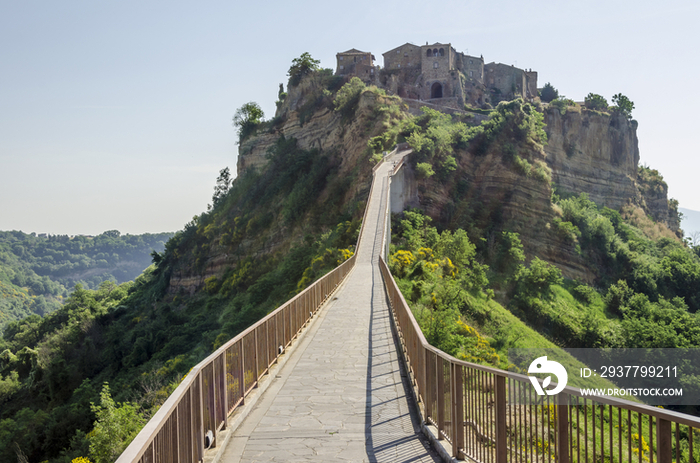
[455,53,484,83]
[382,43,422,71]
[336,50,373,76]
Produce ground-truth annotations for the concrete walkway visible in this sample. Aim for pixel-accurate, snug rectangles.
[220,152,440,462]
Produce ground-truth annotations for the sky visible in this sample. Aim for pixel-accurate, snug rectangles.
[1,0,699,235]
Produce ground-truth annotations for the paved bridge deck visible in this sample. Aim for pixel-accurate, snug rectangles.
[220,152,441,462]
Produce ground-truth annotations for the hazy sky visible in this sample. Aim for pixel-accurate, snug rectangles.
[2,1,699,235]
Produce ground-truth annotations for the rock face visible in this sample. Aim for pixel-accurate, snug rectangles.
[391,104,680,283]
[170,76,399,295]
[228,83,680,290]
[237,74,346,177]
[544,108,640,210]
[544,107,679,233]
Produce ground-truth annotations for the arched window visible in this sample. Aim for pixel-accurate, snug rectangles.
[433,48,438,56]
[439,48,445,56]
[426,49,433,57]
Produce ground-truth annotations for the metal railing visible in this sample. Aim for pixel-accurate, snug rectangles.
[117,254,355,463]
[379,257,700,463]
[117,158,385,463]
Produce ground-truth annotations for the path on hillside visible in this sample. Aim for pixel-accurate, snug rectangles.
[220,151,441,462]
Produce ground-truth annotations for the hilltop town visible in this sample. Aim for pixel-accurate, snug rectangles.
[335,42,538,109]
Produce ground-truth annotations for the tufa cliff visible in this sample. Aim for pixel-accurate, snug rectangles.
[231,76,680,287]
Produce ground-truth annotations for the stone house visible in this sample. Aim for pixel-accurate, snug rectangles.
[335,49,376,82]
[336,42,537,108]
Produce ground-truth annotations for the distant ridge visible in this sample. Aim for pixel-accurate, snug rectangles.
[680,207,700,236]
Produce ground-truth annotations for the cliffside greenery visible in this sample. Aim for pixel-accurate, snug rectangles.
[584,93,609,111]
[612,93,635,120]
[0,66,372,462]
[232,102,265,142]
[0,231,172,331]
[0,56,690,461]
[540,82,559,102]
[287,52,321,87]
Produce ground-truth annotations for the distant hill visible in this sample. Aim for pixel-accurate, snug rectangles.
[681,207,700,237]
[0,230,173,329]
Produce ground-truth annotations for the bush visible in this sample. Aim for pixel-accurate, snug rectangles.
[611,93,634,120]
[416,162,435,178]
[549,97,578,115]
[540,83,559,102]
[516,258,563,297]
[232,102,265,142]
[88,384,146,463]
[584,93,608,111]
[287,52,320,87]
[333,77,366,116]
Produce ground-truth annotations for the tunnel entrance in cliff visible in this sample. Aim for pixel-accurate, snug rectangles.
[431,82,443,99]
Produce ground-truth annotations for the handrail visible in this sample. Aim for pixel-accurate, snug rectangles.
[380,246,700,462]
[379,146,700,463]
[117,161,383,463]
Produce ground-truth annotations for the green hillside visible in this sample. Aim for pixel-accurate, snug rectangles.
[0,230,173,331]
[1,56,699,462]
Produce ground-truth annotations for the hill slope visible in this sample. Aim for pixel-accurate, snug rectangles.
[0,230,172,330]
[0,62,696,462]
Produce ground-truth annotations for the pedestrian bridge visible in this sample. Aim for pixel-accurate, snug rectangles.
[118,151,699,463]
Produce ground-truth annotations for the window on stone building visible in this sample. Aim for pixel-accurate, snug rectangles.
[427,49,433,57]
[469,70,473,77]
[469,59,473,64]
[439,48,445,56]
[433,48,438,55]
[340,65,344,70]
[433,62,438,69]
[404,52,408,57]
[340,56,344,61]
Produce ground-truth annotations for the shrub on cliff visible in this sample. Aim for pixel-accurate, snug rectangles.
[287,52,321,87]
[611,93,634,120]
[232,102,265,142]
[333,77,365,117]
[584,93,608,111]
[540,82,558,102]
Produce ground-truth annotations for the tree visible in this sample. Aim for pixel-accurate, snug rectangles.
[333,77,366,113]
[584,93,608,111]
[611,93,634,120]
[232,102,264,142]
[88,384,146,463]
[210,167,232,210]
[287,52,320,86]
[540,82,559,103]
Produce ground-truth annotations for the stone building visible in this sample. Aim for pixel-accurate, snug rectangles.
[336,41,537,108]
[484,63,538,102]
[382,43,422,70]
[335,49,376,82]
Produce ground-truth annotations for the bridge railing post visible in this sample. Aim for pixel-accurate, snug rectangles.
[657,418,672,463]
[557,392,570,463]
[495,375,507,463]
